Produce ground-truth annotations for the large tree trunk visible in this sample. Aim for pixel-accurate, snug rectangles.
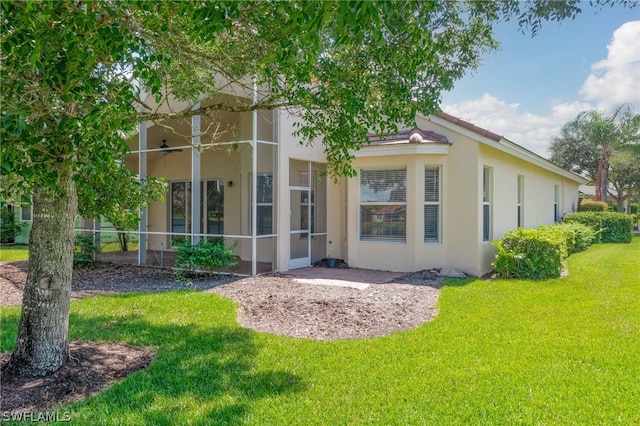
[3,169,77,377]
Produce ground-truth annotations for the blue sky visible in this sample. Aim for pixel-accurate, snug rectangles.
[441,4,640,157]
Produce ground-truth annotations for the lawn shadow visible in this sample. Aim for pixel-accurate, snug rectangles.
[1,292,306,424]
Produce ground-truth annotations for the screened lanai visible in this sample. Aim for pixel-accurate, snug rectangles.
[100,91,279,276]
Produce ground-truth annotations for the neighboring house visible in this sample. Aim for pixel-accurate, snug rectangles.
[121,89,587,277]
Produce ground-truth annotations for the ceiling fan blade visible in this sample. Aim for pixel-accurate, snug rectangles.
[160,139,184,154]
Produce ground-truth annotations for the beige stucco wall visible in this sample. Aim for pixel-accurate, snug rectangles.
[476,142,581,275]
[344,152,450,272]
[340,116,583,276]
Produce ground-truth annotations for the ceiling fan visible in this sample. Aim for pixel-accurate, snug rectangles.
[160,139,184,155]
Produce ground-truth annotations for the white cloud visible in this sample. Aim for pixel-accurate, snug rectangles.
[580,20,640,106]
[443,94,591,157]
[441,22,640,158]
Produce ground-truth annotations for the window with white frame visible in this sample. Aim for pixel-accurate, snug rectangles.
[482,167,492,242]
[424,166,440,242]
[360,168,406,242]
[517,175,524,228]
[554,184,560,222]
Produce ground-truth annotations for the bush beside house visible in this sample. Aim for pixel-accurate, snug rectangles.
[562,211,633,243]
[493,228,568,280]
[494,211,632,280]
[493,222,596,280]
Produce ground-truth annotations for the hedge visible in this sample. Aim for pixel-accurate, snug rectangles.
[556,222,596,252]
[578,199,608,212]
[562,212,632,244]
[493,228,567,280]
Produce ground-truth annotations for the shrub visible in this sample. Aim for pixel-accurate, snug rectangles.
[578,199,608,212]
[493,228,566,280]
[0,207,23,243]
[174,238,237,282]
[557,222,595,252]
[563,212,632,243]
[562,212,603,243]
[74,234,98,266]
[630,202,639,215]
[538,224,575,256]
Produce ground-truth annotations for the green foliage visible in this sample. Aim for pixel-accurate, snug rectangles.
[556,222,596,252]
[0,207,22,244]
[563,211,633,243]
[631,202,639,215]
[579,199,608,212]
[549,105,640,203]
[173,238,237,282]
[74,234,98,266]
[493,228,567,280]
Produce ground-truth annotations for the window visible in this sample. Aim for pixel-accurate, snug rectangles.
[203,180,224,235]
[170,181,191,243]
[424,166,440,242]
[483,167,492,242]
[360,168,406,242]
[517,175,524,228]
[554,184,560,222]
[256,173,273,235]
[170,179,224,244]
[20,196,32,222]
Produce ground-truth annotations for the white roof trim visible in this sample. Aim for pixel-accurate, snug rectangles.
[353,144,450,158]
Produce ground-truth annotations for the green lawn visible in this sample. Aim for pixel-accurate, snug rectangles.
[1,237,639,425]
[0,245,29,261]
[0,242,138,261]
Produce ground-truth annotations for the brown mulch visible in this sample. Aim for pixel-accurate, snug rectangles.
[0,260,233,307]
[0,259,445,414]
[209,270,444,340]
[0,341,155,414]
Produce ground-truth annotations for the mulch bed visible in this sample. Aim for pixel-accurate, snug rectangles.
[209,270,444,340]
[0,259,446,415]
[0,341,154,414]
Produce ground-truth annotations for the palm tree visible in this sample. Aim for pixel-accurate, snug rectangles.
[556,105,640,202]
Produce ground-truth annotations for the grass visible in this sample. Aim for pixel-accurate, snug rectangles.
[100,241,139,253]
[0,241,139,261]
[1,237,639,424]
[0,244,29,261]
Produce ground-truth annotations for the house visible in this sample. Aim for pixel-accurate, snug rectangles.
[107,85,587,277]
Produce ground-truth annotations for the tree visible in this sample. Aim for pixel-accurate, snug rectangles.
[608,151,640,213]
[549,105,640,202]
[1,0,633,377]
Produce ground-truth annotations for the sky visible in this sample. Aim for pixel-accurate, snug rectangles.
[440,3,640,158]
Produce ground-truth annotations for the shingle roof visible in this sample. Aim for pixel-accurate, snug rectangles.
[433,111,502,142]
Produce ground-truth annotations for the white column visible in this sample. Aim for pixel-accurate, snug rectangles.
[138,121,148,265]
[191,103,201,244]
[251,82,258,276]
